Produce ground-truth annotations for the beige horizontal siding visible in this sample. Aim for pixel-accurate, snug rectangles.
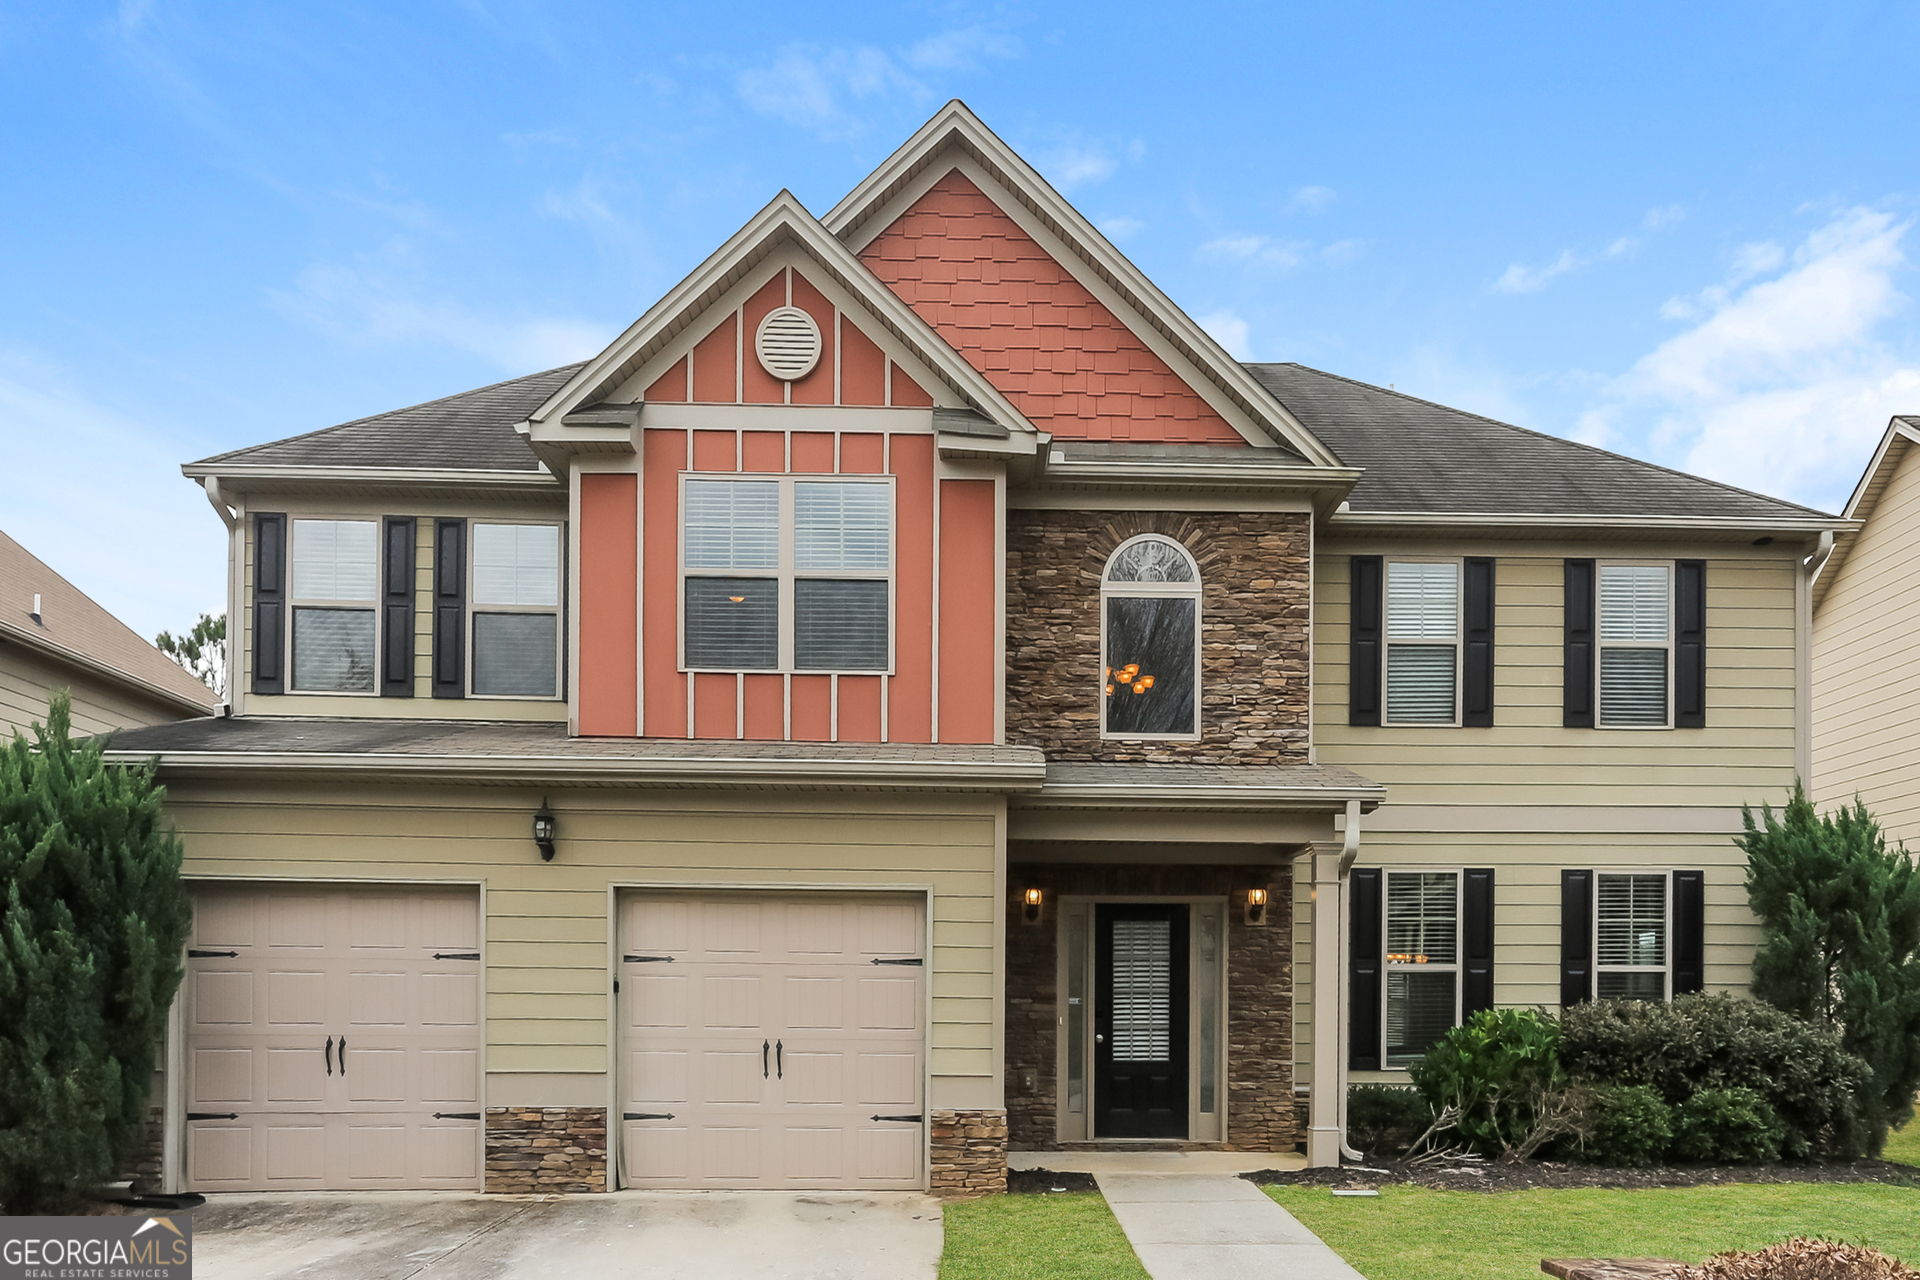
[1,640,196,737]
[1814,445,1920,846]
[165,780,1001,1083]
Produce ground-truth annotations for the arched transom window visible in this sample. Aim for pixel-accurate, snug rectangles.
[1101,535,1200,739]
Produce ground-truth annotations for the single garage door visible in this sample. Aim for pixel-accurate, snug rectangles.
[183,885,483,1191]
[619,893,925,1190]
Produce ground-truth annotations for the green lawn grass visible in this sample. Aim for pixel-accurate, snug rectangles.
[1266,1183,1920,1280]
[938,1192,1149,1280]
[1886,1120,1920,1167]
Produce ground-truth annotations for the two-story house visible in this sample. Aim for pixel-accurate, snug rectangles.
[108,102,1836,1197]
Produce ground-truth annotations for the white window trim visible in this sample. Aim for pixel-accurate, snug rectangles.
[1593,868,1673,1002]
[1381,866,1463,1068]
[1595,560,1675,731]
[676,472,896,676]
[1098,534,1202,742]
[466,520,564,701]
[285,516,381,697]
[1382,557,1463,728]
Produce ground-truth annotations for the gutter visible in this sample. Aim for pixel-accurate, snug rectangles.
[0,620,217,719]
[181,463,564,492]
[1034,458,1364,490]
[1329,511,1853,534]
[1021,781,1385,809]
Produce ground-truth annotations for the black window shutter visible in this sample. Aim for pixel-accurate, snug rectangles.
[381,517,416,698]
[1463,557,1496,727]
[1462,868,1495,1017]
[1349,556,1383,727]
[1348,867,1383,1071]
[1672,870,1705,996]
[432,519,466,699]
[1675,560,1707,729]
[251,512,286,696]
[1560,869,1593,1007]
[1563,559,1596,728]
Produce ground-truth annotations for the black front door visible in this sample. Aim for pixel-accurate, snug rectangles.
[1094,903,1190,1138]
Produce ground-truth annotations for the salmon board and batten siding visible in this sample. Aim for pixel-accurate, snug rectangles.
[237,494,571,721]
[165,781,1006,1105]
[1814,433,1920,846]
[1295,544,1802,1084]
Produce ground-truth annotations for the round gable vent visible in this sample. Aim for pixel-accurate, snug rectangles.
[755,306,823,381]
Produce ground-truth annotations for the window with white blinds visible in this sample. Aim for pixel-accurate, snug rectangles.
[1385,561,1460,725]
[1384,870,1460,1064]
[1596,872,1668,1001]
[290,519,378,693]
[681,474,892,673]
[1598,564,1671,727]
[1109,918,1173,1061]
[470,523,561,697]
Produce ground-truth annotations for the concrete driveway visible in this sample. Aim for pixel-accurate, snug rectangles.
[187,1190,943,1280]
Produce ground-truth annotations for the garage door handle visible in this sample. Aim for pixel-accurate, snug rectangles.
[187,1112,238,1121]
[624,1112,675,1121]
[325,1036,333,1076]
[188,949,238,958]
[624,954,674,963]
[872,957,922,965]
[776,1039,783,1080]
[434,1112,482,1120]
[433,952,480,961]
[339,1037,346,1075]
[763,1039,770,1079]
[871,1114,924,1123]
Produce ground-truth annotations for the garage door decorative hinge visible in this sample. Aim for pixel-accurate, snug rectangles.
[871,957,923,966]
[871,1114,924,1123]
[433,952,480,961]
[624,1112,675,1121]
[186,1112,238,1121]
[433,1112,482,1120]
[187,949,238,958]
[623,954,674,963]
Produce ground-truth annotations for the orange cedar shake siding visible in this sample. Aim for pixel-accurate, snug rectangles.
[861,169,1244,445]
[889,434,935,742]
[938,478,996,743]
[578,473,638,736]
[642,430,688,737]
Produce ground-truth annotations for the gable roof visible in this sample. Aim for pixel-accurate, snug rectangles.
[186,365,579,479]
[1247,362,1837,528]
[824,101,1344,468]
[0,529,219,716]
[1812,415,1920,610]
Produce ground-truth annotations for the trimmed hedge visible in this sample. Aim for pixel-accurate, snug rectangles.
[1584,1084,1673,1167]
[1348,1085,1433,1158]
[1671,1086,1784,1165]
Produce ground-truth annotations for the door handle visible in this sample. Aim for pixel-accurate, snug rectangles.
[776,1039,783,1080]
[1095,1033,1105,1044]
[325,1036,334,1076]
[763,1039,770,1079]
[339,1037,346,1076]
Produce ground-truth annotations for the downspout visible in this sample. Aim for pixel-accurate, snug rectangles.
[1336,799,1364,1163]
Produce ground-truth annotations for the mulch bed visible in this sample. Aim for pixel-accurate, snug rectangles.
[1244,1158,1920,1194]
[1006,1168,1102,1194]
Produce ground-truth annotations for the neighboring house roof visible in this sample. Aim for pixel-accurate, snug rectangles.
[1811,415,1920,611]
[1247,363,1835,526]
[187,364,583,475]
[0,530,219,716]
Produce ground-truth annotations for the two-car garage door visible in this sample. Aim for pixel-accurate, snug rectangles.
[184,886,483,1192]
[619,893,926,1190]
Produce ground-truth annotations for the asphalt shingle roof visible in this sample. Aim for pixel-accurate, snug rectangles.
[1245,362,1832,521]
[191,364,583,473]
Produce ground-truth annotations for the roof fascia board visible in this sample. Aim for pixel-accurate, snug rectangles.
[525,191,1038,444]
[183,464,562,490]
[821,103,1344,468]
[1812,417,1920,609]
[0,620,216,717]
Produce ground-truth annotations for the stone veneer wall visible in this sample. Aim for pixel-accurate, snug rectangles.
[1005,864,1297,1152]
[486,1107,607,1193]
[929,1108,1008,1197]
[1004,509,1312,764]
[120,1106,164,1190]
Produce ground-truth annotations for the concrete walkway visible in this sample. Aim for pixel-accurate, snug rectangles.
[188,1190,942,1280]
[1096,1173,1366,1280]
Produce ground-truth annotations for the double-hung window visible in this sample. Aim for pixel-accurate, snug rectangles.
[1384,870,1460,1064]
[682,476,892,672]
[471,523,561,697]
[1598,564,1671,727]
[1385,561,1459,725]
[1596,872,1668,1000]
[290,519,378,693]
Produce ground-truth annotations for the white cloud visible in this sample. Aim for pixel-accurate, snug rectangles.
[902,26,1021,72]
[1042,143,1115,191]
[270,260,613,371]
[735,30,1018,137]
[1321,239,1364,266]
[1098,215,1146,242]
[1643,204,1685,231]
[1199,310,1251,360]
[1584,207,1919,508]
[539,177,615,225]
[1494,249,1583,295]
[0,350,226,641]
[1198,235,1306,269]
[1290,185,1337,214]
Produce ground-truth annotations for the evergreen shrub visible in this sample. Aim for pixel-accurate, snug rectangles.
[1671,1087,1785,1165]
[1583,1084,1673,1167]
[1409,1007,1566,1157]
[1347,1084,1433,1157]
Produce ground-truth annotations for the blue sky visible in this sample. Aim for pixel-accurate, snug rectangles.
[4,2,1919,639]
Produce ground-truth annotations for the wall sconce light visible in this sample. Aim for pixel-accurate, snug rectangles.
[1023,887,1043,925]
[1245,885,1270,927]
[533,800,558,862]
